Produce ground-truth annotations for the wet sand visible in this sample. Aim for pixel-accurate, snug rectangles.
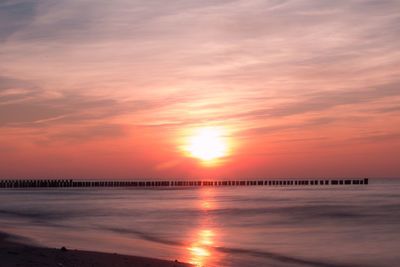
[0,232,191,267]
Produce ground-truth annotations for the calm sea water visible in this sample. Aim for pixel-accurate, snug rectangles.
[0,179,399,267]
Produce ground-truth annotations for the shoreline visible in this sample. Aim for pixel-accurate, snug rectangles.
[0,232,192,267]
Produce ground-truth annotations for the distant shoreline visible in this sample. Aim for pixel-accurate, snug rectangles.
[0,231,191,267]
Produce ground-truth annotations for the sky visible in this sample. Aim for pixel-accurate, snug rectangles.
[1,0,400,179]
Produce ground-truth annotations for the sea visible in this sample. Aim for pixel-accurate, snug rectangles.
[0,179,399,267]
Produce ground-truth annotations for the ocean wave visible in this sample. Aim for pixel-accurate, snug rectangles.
[101,227,375,267]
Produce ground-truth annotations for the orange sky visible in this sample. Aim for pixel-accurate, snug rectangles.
[1,0,400,178]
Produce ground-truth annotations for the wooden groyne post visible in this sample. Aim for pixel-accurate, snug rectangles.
[0,178,369,188]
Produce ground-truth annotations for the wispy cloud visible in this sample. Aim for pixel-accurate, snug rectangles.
[1,0,400,177]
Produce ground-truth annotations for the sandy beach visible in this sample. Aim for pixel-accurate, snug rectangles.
[0,232,191,267]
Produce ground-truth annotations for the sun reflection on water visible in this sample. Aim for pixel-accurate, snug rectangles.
[186,189,221,267]
[188,229,215,266]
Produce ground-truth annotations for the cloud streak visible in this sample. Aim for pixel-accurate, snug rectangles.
[1,0,400,177]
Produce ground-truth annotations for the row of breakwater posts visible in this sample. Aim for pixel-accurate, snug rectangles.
[0,178,369,188]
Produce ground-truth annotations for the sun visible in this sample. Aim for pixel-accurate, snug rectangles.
[185,127,228,162]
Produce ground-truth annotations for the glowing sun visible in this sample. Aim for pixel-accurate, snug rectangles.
[186,127,228,162]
